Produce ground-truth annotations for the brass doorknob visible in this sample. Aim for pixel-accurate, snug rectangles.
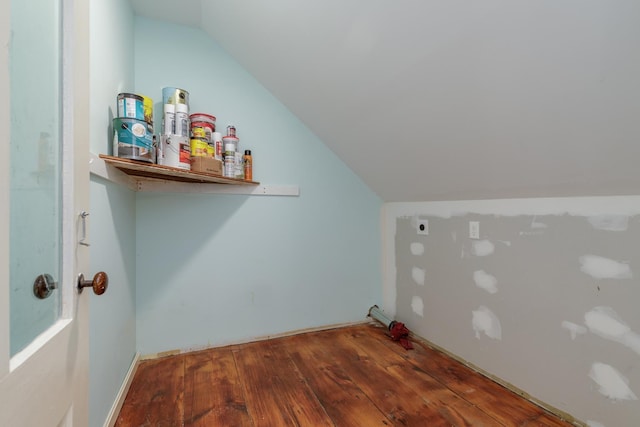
[77,272,108,295]
[33,273,58,299]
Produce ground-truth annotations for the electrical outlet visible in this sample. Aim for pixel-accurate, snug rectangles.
[469,221,480,239]
[417,219,429,235]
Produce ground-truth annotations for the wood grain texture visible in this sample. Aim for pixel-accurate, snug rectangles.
[100,155,259,185]
[115,355,185,427]
[183,349,252,427]
[233,340,334,427]
[115,323,576,427]
[280,333,393,427]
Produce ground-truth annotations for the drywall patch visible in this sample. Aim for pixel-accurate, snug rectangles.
[411,267,426,286]
[471,240,495,257]
[472,306,502,340]
[498,240,511,247]
[579,255,632,280]
[519,230,544,236]
[584,307,640,356]
[411,296,424,317]
[586,421,605,427]
[451,231,457,242]
[561,321,587,340]
[473,270,498,294]
[588,215,629,232]
[410,242,424,256]
[589,362,638,401]
[531,216,548,229]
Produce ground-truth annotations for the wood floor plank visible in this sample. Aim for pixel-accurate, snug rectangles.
[233,340,335,427]
[353,335,504,426]
[115,324,576,427]
[184,349,253,427]
[364,323,574,427]
[115,355,185,427]
[330,326,511,426]
[278,332,396,426]
[309,328,456,426]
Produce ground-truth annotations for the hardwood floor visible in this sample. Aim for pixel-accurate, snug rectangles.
[115,323,575,427]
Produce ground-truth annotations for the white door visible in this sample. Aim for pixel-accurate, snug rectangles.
[0,0,92,425]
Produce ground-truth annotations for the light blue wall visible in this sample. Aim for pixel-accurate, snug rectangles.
[134,16,382,355]
[89,0,137,426]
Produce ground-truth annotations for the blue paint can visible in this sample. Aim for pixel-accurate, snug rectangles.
[112,118,155,163]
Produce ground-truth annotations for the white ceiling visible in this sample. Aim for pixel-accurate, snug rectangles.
[132,0,640,202]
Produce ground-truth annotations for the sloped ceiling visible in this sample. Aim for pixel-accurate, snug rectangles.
[132,0,640,202]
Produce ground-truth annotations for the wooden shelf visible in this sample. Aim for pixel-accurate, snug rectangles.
[99,155,259,186]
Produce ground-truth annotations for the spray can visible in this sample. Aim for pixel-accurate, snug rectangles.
[243,150,252,181]
[212,132,223,160]
[175,103,189,137]
[222,136,239,177]
[235,151,244,179]
[163,104,175,135]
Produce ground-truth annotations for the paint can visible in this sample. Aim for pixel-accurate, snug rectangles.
[157,134,190,170]
[212,132,223,160]
[162,87,190,106]
[189,113,216,132]
[141,95,154,125]
[117,93,144,121]
[190,121,215,143]
[112,118,155,163]
[190,138,209,157]
[191,125,207,140]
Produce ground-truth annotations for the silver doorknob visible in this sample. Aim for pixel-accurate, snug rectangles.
[33,273,58,299]
[77,272,108,295]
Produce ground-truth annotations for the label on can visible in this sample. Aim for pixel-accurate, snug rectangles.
[235,151,244,179]
[180,143,190,164]
[113,117,154,162]
[162,87,190,106]
[142,95,153,124]
[192,126,207,139]
[190,138,209,157]
[117,93,145,121]
[224,155,235,178]
[176,113,189,137]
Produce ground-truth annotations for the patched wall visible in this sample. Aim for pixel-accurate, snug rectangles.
[384,197,640,427]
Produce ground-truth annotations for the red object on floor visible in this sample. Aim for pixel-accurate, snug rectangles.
[389,321,413,350]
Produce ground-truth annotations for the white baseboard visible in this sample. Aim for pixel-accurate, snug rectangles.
[104,352,141,427]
